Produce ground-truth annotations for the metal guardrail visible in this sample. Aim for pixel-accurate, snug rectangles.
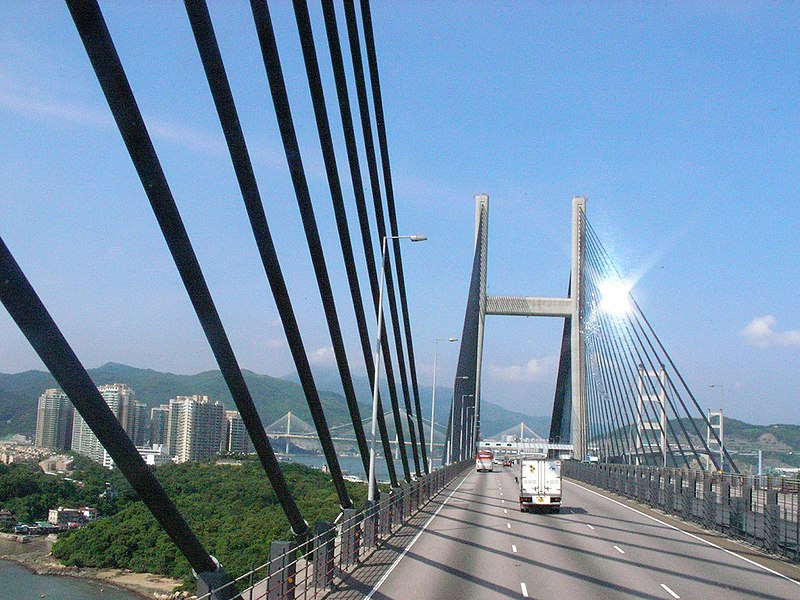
[564,462,800,563]
[196,461,471,600]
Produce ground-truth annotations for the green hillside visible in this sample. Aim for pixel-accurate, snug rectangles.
[0,363,354,438]
[0,363,549,441]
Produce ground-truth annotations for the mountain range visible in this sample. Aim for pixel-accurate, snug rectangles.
[0,362,549,441]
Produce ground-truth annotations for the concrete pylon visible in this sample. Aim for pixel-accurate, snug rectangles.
[474,195,587,461]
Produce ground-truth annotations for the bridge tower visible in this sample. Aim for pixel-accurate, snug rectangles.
[464,195,588,461]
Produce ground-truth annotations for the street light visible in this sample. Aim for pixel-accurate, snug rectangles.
[430,337,458,471]
[465,405,475,457]
[368,234,427,502]
[460,394,474,461]
[447,376,469,464]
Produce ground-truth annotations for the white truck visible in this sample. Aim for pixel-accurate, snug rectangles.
[475,450,494,472]
[519,458,562,513]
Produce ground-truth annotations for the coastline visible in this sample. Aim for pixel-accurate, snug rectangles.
[0,536,184,599]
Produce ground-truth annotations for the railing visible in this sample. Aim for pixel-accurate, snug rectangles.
[564,462,800,563]
[196,460,471,600]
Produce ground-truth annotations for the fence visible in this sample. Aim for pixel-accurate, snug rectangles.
[564,461,800,563]
[196,460,471,600]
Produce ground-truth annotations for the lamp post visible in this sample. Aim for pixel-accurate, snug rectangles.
[368,234,427,502]
[459,394,474,461]
[447,376,469,464]
[465,405,475,457]
[430,337,458,471]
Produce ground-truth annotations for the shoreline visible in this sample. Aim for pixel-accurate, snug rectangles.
[0,537,185,599]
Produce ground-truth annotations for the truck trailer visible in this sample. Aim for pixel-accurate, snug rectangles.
[519,458,562,512]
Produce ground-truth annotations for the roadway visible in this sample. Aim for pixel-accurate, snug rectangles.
[348,466,800,599]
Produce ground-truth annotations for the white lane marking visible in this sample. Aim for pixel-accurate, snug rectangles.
[507,522,512,529]
[512,544,517,553]
[660,583,680,598]
[501,499,505,504]
[504,509,508,514]
[365,474,470,599]
[566,480,800,588]
[521,582,529,597]
[586,524,595,530]
[613,545,625,554]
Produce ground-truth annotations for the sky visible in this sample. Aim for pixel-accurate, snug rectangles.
[1,2,798,425]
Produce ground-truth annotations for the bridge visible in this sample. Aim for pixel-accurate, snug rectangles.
[1,2,798,600]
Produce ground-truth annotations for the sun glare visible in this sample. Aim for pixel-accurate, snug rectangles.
[598,280,632,317]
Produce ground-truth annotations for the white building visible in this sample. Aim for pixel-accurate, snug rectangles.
[149,404,170,446]
[224,410,251,454]
[167,395,225,463]
[34,389,74,451]
[71,383,136,465]
[137,444,172,466]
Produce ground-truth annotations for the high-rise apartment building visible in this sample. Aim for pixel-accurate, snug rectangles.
[149,404,170,447]
[167,395,225,463]
[71,383,136,464]
[224,410,251,454]
[34,389,74,450]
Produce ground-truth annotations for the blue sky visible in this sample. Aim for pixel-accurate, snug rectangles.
[1,2,798,425]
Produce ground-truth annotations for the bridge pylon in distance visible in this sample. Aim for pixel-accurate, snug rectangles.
[471,195,588,461]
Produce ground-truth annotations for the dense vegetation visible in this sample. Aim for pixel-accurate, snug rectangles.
[0,454,132,525]
[50,459,367,586]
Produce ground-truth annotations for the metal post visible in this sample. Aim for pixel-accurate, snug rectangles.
[363,499,377,549]
[340,508,359,566]
[368,237,389,502]
[765,489,779,554]
[267,541,295,600]
[312,522,335,589]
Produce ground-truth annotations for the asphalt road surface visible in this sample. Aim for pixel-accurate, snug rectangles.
[358,467,800,599]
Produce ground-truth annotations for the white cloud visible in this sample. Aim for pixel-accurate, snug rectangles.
[741,315,800,348]
[309,346,336,366]
[263,338,286,350]
[486,356,557,383]
[0,88,225,155]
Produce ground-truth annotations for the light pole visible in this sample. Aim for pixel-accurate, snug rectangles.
[465,405,475,456]
[368,234,427,502]
[459,394,474,461]
[430,337,458,471]
[446,376,469,464]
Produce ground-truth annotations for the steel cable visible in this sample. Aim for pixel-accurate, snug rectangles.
[66,0,310,535]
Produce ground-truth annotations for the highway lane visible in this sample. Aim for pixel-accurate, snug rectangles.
[363,467,800,599]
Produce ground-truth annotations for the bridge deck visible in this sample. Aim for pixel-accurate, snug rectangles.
[330,468,800,599]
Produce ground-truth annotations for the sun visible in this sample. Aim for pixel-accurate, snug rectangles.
[597,279,632,317]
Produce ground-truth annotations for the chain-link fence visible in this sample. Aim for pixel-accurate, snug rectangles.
[564,462,800,563]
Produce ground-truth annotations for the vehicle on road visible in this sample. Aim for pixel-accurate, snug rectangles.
[519,458,561,512]
[475,450,494,472]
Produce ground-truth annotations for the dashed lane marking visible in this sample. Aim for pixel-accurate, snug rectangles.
[507,522,512,529]
[567,480,800,589]
[613,545,625,554]
[521,582,529,597]
[512,544,517,553]
[586,524,595,530]
[660,583,680,598]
